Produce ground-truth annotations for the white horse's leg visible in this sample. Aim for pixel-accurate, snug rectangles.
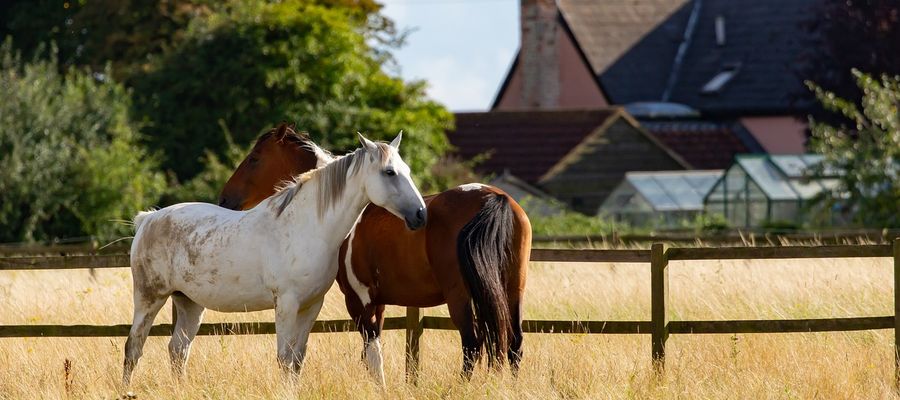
[168,293,205,378]
[123,295,168,386]
[275,295,325,374]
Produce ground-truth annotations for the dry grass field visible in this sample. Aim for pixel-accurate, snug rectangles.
[0,245,896,399]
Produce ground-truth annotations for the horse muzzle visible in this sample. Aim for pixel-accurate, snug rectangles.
[404,207,427,230]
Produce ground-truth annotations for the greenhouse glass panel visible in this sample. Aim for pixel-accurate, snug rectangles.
[706,179,726,202]
[800,154,826,168]
[746,179,769,226]
[651,175,703,210]
[749,199,768,226]
[684,174,722,194]
[601,183,639,213]
[737,156,798,200]
[770,155,811,178]
[626,190,654,213]
[746,178,769,201]
[629,175,679,211]
[770,201,800,223]
[787,178,826,199]
[706,201,725,217]
[729,196,748,227]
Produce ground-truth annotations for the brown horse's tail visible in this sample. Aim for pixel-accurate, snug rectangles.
[456,192,514,368]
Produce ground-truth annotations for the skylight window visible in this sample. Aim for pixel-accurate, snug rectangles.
[715,15,726,46]
[701,63,741,94]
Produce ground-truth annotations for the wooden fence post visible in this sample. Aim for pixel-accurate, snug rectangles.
[405,306,423,384]
[893,238,900,389]
[651,243,669,372]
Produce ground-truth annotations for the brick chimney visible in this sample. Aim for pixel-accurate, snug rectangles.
[520,0,560,108]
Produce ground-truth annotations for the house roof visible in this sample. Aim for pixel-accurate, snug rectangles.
[640,118,764,169]
[554,0,818,114]
[491,170,558,201]
[558,0,689,77]
[664,0,817,114]
[448,109,620,183]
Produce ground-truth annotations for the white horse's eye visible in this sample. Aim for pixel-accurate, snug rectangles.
[384,169,396,177]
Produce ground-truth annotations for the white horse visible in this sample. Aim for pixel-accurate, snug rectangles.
[124,133,426,385]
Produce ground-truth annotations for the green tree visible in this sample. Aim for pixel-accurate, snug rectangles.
[0,0,212,82]
[796,0,900,125]
[807,70,900,228]
[0,0,392,83]
[166,121,250,204]
[0,40,166,242]
[132,0,452,191]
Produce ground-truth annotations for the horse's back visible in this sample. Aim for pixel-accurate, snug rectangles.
[430,183,530,234]
[132,203,240,253]
[129,202,278,312]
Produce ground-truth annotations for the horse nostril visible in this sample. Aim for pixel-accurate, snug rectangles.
[416,207,426,222]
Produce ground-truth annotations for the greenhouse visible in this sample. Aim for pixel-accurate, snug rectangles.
[703,154,842,228]
[599,170,723,228]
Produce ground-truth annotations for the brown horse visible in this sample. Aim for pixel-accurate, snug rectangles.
[219,124,332,210]
[219,124,531,383]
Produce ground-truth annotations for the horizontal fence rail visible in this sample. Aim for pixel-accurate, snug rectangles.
[2,229,894,255]
[0,240,897,385]
[1,245,890,270]
[533,229,900,245]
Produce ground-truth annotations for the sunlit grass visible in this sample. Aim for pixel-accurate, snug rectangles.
[0,242,896,399]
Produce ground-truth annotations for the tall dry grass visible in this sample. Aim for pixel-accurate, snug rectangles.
[0,249,896,399]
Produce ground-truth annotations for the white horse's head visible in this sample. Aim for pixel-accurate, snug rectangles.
[358,132,427,230]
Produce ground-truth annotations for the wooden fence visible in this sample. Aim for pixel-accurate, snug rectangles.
[1,241,899,385]
[2,228,896,256]
[533,228,900,245]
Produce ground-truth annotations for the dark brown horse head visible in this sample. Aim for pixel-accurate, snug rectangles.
[218,123,332,210]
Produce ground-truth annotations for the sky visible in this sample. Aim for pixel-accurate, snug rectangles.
[379,0,519,112]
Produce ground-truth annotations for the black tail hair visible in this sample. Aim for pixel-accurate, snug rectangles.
[456,193,515,368]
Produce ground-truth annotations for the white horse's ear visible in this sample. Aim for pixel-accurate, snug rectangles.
[390,131,403,149]
[358,132,377,153]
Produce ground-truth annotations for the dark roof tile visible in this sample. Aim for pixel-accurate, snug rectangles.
[641,119,763,169]
[449,109,619,183]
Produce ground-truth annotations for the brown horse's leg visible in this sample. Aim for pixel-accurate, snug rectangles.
[447,295,481,380]
[507,296,524,373]
[348,292,386,385]
[365,305,386,385]
[505,255,528,374]
[507,204,531,375]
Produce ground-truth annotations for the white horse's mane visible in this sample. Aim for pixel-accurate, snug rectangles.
[271,142,391,218]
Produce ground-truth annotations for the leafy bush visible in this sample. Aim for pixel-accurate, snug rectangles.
[760,220,800,232]
[0,40,165,242]
[696,213,729,233]
[807,70,900,228]
[528,211,620,237]
[517,197,620,237]
[132,0,453,189]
